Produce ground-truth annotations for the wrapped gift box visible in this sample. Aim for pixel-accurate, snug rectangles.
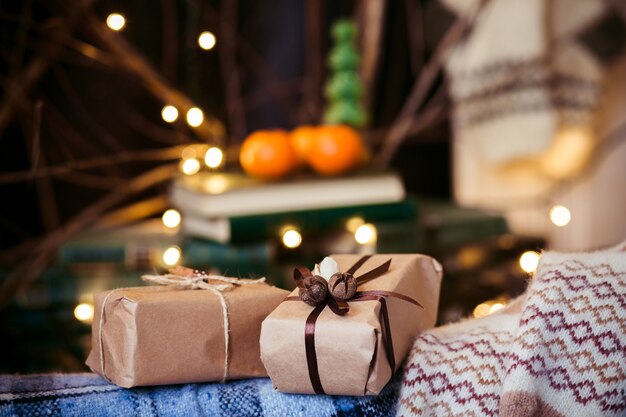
[87,276,289,388]
[260,254,443,396]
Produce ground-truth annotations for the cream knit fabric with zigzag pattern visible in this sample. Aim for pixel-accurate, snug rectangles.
[397,241,626,417]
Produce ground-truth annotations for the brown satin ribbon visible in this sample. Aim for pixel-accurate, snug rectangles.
[286,256,423,394]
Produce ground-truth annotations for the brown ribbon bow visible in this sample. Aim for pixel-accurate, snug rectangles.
[285,255,423,394]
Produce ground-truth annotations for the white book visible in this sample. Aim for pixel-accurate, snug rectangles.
[169,171,405,218]
[180,216,231,243]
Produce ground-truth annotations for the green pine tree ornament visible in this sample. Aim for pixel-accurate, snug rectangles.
[323,19,366,128]
[325,72,362,100]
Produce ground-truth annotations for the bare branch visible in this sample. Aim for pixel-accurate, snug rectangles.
[0,0,100,138]
[357,0,386,126]
[0,146,185,184]
[404,0,426,77]
[219,0,247,140]
[0,163,177,308]
[299,0,324,124]
[375,0,487,166]
[84,12,226,145]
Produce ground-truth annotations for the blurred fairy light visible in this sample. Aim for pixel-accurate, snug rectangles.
[106,13,126,31]
[473,299,507,318]
[204,147,224,168]
[74,303,94,323]
[282,229,302,249]
[186,107,204,127]
[162,209,181,229]
[519,251,540,273]
[346,216,365,233]
[354,223,377,245]
[198,31,217,50]
[472,303,491,318]
[180,158,200,175]
[161,105,179,123]
[490,303,505,313]
[549,205,571,227]
[162,246,181,266]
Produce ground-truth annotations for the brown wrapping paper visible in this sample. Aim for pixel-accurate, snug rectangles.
[260,254,443,396]
[86,283,289,388]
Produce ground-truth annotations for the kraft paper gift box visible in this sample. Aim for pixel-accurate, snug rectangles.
[86,268,289,388]
[260,254,443,396]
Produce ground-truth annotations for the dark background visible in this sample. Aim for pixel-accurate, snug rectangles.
[0,0,454,254]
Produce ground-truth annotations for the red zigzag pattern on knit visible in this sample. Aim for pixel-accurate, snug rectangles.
[504,259,626,414]
[399,322,515,416]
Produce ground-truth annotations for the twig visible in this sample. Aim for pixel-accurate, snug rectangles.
[9,0,32,78]
[95,195,168,229]
[366,101,448,145]
[0,163,178,309]
[404,0,425,77]
[55,171,127,189]
[375,0,487,166]
[0,237,39,265]
[84,12,226,145]
[357,0,386,127]
[21,100,60,232]
[218,0,247,140]
[29,100,42,178]
[299,0,324,124]
[40,99,124,177]
[0,145,186,184]
[0,0,100,139]
[203,3,301,127]
[53,66,126,152]
[125,110,192,145]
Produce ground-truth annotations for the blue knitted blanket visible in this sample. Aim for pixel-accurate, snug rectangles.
[0,372,400,416]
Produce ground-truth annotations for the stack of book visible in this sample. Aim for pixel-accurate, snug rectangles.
[168,171,418,257]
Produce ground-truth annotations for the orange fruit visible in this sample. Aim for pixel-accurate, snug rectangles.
[240,130,297,179]
[306,125,365,175]
[289,126,318,167]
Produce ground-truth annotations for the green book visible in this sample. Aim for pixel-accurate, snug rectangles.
[180,198,419,244]
[56,219,178,267]
[180,239,274,272]
[420,201,509,250]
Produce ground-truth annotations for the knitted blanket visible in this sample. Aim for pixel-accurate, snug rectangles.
[0,372,400,416]
[397,241,626,416]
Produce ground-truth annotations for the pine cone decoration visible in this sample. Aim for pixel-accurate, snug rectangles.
[299,275,328,306]
[328,272,357,300]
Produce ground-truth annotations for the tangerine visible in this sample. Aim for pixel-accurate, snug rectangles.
[306,125,364,175]
[239,130,296,179]
[289,125,318,167]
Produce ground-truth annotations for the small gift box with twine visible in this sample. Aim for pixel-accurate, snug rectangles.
[86,266,289,388]
[260,254,443,396]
